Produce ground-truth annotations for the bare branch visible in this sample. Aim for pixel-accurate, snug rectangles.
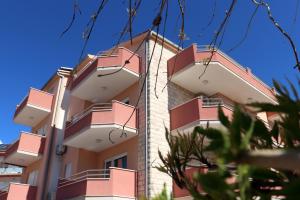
[60,0,81,38]
[200,0,217,33]
[251,0,300,71]
[154,0,169,99]
[79,0,110,61]
[228,4,259,52]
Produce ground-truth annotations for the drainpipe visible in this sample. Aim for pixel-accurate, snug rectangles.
[145,38,149,199]
[39,70,65,200]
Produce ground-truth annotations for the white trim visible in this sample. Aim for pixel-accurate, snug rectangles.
[8,182,31,187]
[97,66,139,77]
[90,124,137,133]
[109,167,136,172]
[172,61,276,104]
[71,66,139,96]
[171,120,222,133]
[208,61,277,104]
[20,131,46,138]
[27,104,51,113]
[64,123,138,145]
[16,150,40,157]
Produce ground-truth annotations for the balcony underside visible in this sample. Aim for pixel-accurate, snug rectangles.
[5,151,40,167]
[71,67,139,102]
[60,196,135,200]
[172,119,224,134]
[64,125,137,152]
[14,105,50,127]
[171,62,276,105]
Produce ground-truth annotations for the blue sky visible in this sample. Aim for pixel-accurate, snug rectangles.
[0,0,299,143]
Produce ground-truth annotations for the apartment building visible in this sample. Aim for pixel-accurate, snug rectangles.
[0,145,22,194]
[0,31,277,200]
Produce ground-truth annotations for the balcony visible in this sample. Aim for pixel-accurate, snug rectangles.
[0,145,9,164]
[0,183,37,200]
[64,101,138,152]
[170,97,233,132]
[71,47,140,102]
[5,132,45,167]
[167,44,276,105]
[13,88,54,127]
[173,167,207,199]
[56,168,137,200]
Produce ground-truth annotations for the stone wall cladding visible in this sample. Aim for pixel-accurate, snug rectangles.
[147,40,195,197]
[126,42,147,198]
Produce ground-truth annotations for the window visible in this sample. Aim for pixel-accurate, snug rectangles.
[64,163,72,178]
[104,154,127,169]
[27,170,38,186]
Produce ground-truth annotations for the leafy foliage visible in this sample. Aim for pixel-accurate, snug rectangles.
[157,80,300,199]
[151,184,173,200]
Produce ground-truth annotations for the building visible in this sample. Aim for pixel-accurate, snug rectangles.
[0,31,276,200]
[0,144,22,198]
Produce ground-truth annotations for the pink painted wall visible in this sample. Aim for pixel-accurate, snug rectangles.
[67,96,85,122]
[6,183,37,200]
[21,159,42,185]
[110,82,139,106]
[31,116,51,135]
[14,88,54,119]
[5,133,45,161]
[60,136,138,180]
[60,147,79,177]
[65,101,137,140]
[77,149,98,172]
[27,88,54,110]
[173,167,208,198]
[56,168,136,200]
[96,136,138,170]
[170,98,201,130]
[170,98,233,130]
[118,47,140,74]
[167,45,196,77]
[18,132,45,154]
[112,101,137,129]
[71,47,140,90]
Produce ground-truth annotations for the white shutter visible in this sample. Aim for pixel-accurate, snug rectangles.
[64,163,72,178]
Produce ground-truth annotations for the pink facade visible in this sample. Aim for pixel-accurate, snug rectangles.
[170,97,233,130]
[56,168,137,200]
[2,33,277,199]
[14,88,54,119]
[4,183,37,200]
[167,44,276,101]
[65,100,137,140]
[5,133,45,158]
[173,167,208,198]
[71,47,140,91]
